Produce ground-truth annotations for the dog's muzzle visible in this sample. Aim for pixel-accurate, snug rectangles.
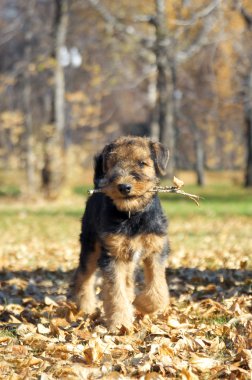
[117,183,132,195]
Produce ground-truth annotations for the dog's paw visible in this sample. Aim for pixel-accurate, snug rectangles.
[76,295,97,315]
[133,291,169,315]
[107,311,134,334]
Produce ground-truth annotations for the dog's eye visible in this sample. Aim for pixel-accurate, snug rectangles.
[138,161,147,168]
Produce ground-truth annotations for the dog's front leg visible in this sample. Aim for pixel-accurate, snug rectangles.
[100,254,134,332]
[134,248,169,315]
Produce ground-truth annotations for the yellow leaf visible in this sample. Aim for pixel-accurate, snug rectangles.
[173,176,184,189]
[190,354,220,372]
[37,323,50,335]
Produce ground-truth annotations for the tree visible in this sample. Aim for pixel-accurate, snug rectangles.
[86,0,220,178]
[23,0,36,194]
[152,0,176,178]
[237,3,252,187]
[0,0,249,190]
[43,0,69,196]
[53,0,69,137]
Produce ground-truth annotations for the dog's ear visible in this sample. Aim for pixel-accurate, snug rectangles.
[150,141,169,176]
[93,153,104,189]
[93,143,114,188]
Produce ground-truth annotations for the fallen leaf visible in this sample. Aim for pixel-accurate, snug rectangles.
[37,323,50,334]
[190,354,220,372]
[44,296,58,306]
[173,176,184,189]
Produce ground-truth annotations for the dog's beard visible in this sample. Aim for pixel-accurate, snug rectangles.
[103,182,156,213]
[112,193,154,213]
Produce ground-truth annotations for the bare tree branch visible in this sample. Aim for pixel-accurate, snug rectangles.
[176,4,222,64]
[172,0,221,26]
[0,17,24,46]
[235,1,252,28]
[86,0,135,35]
[177,21,214,62]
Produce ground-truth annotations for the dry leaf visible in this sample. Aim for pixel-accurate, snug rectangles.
[83,342,103,364]
[44,296,58,306]
[159,344,174,357]
[173,176,184,189]
[166,317,182,328]
[190,354,220,372]
[145,372,164,380]
[150,325,168,335]
[11,345,29,356]
[181,367,199,380]
[37,323,50,335]
[241,349,252,370]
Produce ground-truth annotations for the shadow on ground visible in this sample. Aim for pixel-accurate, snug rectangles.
[0,267,251,310]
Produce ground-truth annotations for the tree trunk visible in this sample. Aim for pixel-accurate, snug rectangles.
[24,0,35,194]
[155,0,175,178]
[54,0,68,136]
[147,75,159,141]
[245,67,252,187]
[236,6,252,187]
[195,131,205,186]
[42,0,69,196]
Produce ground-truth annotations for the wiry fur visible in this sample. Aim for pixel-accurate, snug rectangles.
[73,136,170,332]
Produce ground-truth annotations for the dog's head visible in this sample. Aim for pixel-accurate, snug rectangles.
[94,136,169,212]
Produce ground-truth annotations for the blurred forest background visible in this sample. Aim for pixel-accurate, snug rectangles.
[1,0,252,196]
[1,2,252,377]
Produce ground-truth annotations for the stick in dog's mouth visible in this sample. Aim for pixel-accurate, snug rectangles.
[88,179,201,206]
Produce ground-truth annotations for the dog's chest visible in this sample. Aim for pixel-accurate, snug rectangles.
[102,232,166,261]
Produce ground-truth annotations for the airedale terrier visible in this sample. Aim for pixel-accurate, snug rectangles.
[74,136,170,332]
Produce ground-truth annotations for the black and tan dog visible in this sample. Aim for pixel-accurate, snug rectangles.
[74,136,170,332]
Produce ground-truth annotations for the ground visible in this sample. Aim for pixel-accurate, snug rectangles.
[0,179,252,379]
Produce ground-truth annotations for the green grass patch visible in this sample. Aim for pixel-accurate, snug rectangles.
[0,185,21,198]
[0,183,251,248]
[0,328,17,339]
[201,315,232,325]
[160,184,252,217]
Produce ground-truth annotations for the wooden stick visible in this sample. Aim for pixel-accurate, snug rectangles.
[88,185,200,206]
[151,186,200,206]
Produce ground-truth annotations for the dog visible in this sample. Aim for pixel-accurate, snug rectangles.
[74,136,170,332]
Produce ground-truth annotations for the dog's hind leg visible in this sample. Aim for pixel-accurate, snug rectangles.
[74,242,100,315]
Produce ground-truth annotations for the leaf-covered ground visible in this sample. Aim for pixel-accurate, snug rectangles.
[0,186,252,379]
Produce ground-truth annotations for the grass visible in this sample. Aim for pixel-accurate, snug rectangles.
[160,183,252,217]
[0,183,251,238]
[0,182,251,271]
[0,185,21,198]
[0,328,18,339]
[199,315,232,326]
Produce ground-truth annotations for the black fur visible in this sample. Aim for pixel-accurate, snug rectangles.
[79,192,169,271]
[80,198,169,281]
[78,138,169,275]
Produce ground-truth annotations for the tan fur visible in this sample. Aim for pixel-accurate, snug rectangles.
[102,232,169,318]
[101,232,168,326]
[74,243,101,314]
[126,262,136,302]
[133,254,169,314]
[102,136,158,212]
[101,260,135,332]
[102,233,166,261]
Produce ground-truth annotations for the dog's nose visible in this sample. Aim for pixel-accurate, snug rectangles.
[118,183,132,195]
